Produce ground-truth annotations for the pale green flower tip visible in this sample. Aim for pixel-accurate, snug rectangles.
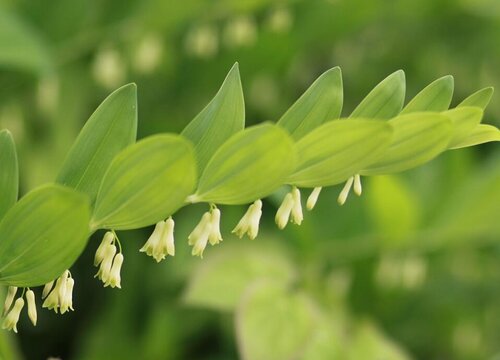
[353,174,362,196]
[2,286,18,316]
[2,298,24,333]
[306,187,322,211]
[26,290,37,326]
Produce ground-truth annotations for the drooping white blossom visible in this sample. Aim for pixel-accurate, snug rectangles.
[338,176,354,205]
[42,281,54,299]
[353,174,362,196]
[189,212,212,258]
[141,221,167,262]
[95,244,117,283]
[306,187,322,211]
[208,208,223,246]
[275,193,294,229]
[2,286,17,316]
[104,253,124,289]
[60,277,75,314]
[2,298,24,333]
[26,290,37,326]
[94,231,115,266]
[232,200,263,240]
[290,187,303,225]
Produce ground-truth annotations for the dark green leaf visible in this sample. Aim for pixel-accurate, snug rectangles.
[57,83,138,204]
[277,67,343,139]
[182,63,245,174]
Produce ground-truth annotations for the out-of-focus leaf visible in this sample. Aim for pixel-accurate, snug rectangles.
[301,316,346,360]
[236,282,316,360]
[401,75,453,114]
[443,107,483,148]
[366,176,420,246]
[287,120,392,187]
[361,113,452,175]
[0,185,90,287]
[193,124,295,205]
[184,241,296,311]
[350,70,406,119]
[277,67,343,139]
[182,63,245,174]
[0,130,18,220]
[92,135,196,230]
[347,321,411,360]
[450,124,500,149]
[57,84,138,204]
[458,87,494,110]
[0,11,51,74]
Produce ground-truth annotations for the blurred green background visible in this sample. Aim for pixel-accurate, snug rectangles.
[1,0,500,359]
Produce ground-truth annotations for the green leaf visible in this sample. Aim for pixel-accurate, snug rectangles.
[450,124,500,149]
[0,130,18,220]
[350,70,406,119]
[182,63,245,174]
[443,107,483,148]
[347,321,411,360]
[287,120,392,187]
[92,134,196,230]
[193,124,295,205]
[458,87,494,110]
[277,67,343,139]
[0,11,52,74]
[57,84,138,204]
[236,282,316,360]
[401,75,453,114]
[361,113,452,176]
[0,185,90,287]
[184,241,296,311]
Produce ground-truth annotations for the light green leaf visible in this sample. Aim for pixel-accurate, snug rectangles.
[0,185,90,287]
[193,124,295,205]
[450,124,500,149]
[184,241,296,311]
[458,87,494,110]
[401,75,453,114]
[0,11,52,74]
[443,107,483,148]
[350,70,406,119]
[182,63,245,174]
[92,135,196,230]
[361,113,452,175]
[277,67,343,139]
[347,321,411,360]
[57,84,138,204]
[236,282,316,360]
[0,130,18,220]
[287,120,393,187]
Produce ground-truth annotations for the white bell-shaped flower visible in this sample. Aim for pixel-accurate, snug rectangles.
[232,200,263,240]
[60,277,75,314]
[2,298,24,333]
[290,187,303,225]
[94,231,115,266]
[2,286,17,316]
[105,253,124,289]
[189,212,212,258]
[42,281,54,299]
[338,176,354,205]
[95,244,117,283]
[140,221,166,261]
[307,187,322,210]
[26,290,37,326]
[208,208,223,246]
[275,193,294,229]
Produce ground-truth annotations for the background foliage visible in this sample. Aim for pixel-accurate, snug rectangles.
[0,0,499,359]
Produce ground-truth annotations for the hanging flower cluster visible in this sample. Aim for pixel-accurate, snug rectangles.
[94,231,124,288]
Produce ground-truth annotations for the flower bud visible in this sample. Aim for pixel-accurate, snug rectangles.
[26,290,37,326]
[2,298,24,333]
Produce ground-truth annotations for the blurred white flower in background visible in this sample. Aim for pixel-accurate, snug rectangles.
[133,34,164,74]
[224,16,257,48]
[92,46,127,89]
[185,25,219,59]
[266,6,293,33]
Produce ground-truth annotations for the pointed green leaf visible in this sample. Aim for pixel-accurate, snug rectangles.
[92,135,196,230]
[287,120,392,187]
[450,124,500,149]
[458,87,494,110]
[443,107,483,148]
[182,63,245,174]
[0,130,18,220]
[193,124,295,205]
[0,185,90,287]
[277,67,343,139]
[236,282,316,360]
[361,113,452,175]
[57,84,138,204]
[350,70,406,119]
[184,242,295,311]
[401,75,454,114]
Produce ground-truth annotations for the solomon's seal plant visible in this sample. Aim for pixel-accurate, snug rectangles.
[0,63,499,333]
